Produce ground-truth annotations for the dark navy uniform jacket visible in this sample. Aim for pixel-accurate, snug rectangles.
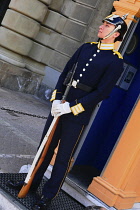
[50,42,124,125]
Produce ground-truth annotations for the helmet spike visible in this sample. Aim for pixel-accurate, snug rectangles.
[122,14,129,20]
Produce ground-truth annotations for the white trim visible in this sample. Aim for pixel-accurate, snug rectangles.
[98,43,114,50]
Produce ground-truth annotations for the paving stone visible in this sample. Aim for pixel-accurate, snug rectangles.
[0,87,49,173]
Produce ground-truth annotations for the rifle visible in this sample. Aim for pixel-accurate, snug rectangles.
[18,62,78,198]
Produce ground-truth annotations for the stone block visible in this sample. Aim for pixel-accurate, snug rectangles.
[49,0,69,12]
[0,46,25,68]
[0,59,43,94]
[35,27,61,49]
[62,1,93,24]
[0,59,26,77]
[9,0,48,22]
[84,26,98,42]
[2,9,40,38]
[43,10,67,33]
[28,42,46,62]
[39,0,52,5]
[28,42,54,65]
[0,27,33,56]
[62,19,86,41]
[41,48,54,65]
[23,57,45,75]
[73,0,100,8]
[49,0,93,24]
[55,35,80,57]
[49,51,70,71]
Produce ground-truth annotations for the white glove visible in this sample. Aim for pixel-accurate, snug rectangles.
[53,102,71,117]
[51,100,61,116]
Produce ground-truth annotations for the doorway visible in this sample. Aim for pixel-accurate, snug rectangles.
[67,21,140,190]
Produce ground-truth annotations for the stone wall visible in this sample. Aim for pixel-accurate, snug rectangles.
[0,0,115,98]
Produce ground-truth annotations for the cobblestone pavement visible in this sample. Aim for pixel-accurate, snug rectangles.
[0,87,50,173]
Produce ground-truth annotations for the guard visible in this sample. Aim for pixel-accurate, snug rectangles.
[7,14,128,210]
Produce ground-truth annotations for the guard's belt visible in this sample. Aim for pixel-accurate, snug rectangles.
[72,80,93,92]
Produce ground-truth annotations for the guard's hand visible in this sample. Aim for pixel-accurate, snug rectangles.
[53,102,71,117]
[51,100,61,116]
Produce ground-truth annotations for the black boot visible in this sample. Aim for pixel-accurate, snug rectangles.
[85,206,106,210]
[6,180,38,192]
[7,180,24,190]
[32,195,52,210]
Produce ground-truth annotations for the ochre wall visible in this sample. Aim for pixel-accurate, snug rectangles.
[88,2,140,209]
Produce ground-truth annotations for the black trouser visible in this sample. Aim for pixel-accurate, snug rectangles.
[32,113,85,199]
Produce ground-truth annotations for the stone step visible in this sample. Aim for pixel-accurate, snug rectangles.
[0,173,85,210]
[45,165,113,210]
[0,189,26,210]
[45,165,140,210]
[0,170,139,210]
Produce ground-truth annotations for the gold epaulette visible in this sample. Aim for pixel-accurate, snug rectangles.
[71,103,85,115]
[112,50,123,59]
[90,42,98,45]
[50,89,57,102]
[50,89,62,102]
[86,42,98,45]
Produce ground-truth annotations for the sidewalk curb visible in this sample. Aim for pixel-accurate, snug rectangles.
[0,188,27,210]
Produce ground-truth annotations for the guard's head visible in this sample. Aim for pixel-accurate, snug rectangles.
[102,14,128,41]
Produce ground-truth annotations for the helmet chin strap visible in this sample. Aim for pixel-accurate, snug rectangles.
[102,24,121,40]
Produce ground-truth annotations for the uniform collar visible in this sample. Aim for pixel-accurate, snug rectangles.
[97,42,114,50]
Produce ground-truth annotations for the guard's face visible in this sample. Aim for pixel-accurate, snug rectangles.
[98,21,116,39]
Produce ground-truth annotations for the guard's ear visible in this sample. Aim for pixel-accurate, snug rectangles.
[114,31,120,38]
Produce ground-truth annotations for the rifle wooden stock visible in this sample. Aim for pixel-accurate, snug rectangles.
[18,117,59,198]
[18,63,77,199]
